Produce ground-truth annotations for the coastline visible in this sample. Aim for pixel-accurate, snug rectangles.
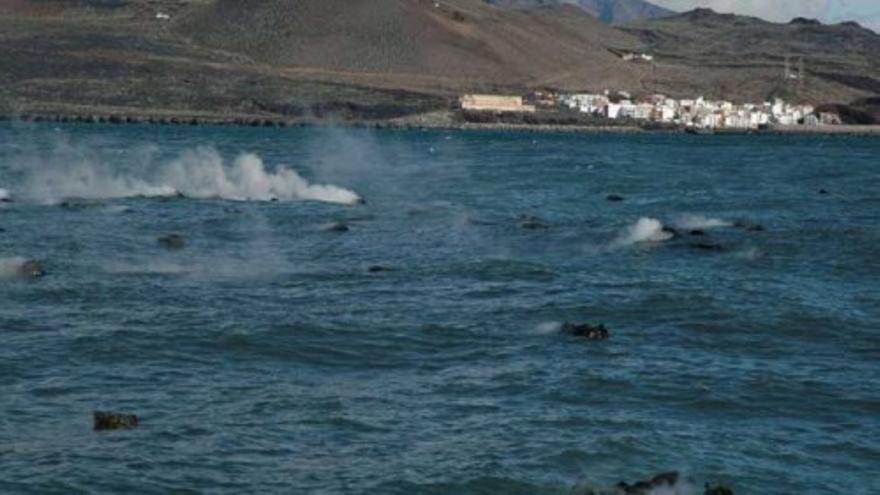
[4,110,880,137]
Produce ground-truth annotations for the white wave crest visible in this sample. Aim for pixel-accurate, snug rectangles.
[17,146,361,206]
[612,217,674,247]
[672,214,732,230]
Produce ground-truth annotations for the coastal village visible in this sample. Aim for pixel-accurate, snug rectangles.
[460,92,840,131]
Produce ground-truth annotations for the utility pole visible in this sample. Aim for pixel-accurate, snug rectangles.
[798,57,805,93]
[652,61,657,94]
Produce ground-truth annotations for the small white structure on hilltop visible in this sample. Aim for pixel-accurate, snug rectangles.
[621,53,654,63]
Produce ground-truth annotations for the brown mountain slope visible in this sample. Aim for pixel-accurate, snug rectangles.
[2,1,878,122]
[624,8,880,103]
[175,0,646,93]
[0,0,452,121]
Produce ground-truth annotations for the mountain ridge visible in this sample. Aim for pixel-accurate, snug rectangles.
[484,0,673,25]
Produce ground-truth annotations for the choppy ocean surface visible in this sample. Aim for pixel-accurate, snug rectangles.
[0,123,878,494]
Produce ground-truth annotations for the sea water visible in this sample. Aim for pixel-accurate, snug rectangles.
[0,123,878,494]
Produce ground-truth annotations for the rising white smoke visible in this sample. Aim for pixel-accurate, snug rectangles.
[13,145,362,206]
[612,217,675,247]
[671,214,732,230]
[0,257,28,280]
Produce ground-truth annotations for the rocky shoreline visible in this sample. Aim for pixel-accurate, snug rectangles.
[4,111,880,137]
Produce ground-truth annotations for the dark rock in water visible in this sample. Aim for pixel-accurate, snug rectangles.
[519,215,549,230]
[93,411,139,431]
[367,265,392,273]
[819,189,829,195]
[0,197,12,204]
[689,229,706,236]
[617,472,679,494]
[59,199,105,210]
[704,484,735,495]
[734,221,765,232]
[520,220,549,230]
[157,234,185,250]
[19,260,45,278]
[690,242,725,252]
[606,194,625,202]
[323,222,350,233]
[561,322,609,340]
[354,197,367,205]
[158,191,186,202]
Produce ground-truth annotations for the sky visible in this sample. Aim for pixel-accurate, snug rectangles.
[650,0,880,32]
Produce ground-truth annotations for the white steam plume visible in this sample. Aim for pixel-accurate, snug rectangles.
[0,257,28,280]
[14,145,361,206]
[672,214,732,230]
[612,217,675,247]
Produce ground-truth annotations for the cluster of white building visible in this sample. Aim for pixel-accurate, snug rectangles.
[559,92,828,129]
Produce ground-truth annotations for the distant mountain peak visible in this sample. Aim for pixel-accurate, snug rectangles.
[485,0,674,25]
[789,17,822,26]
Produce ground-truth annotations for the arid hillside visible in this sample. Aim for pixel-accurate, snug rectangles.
[0,0,878,122]
[623,9,880,103]
[175,0,646,93]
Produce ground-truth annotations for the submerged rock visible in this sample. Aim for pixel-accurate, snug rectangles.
[59,199,106,210]
[606,194,625,202]
[704,484,735,495]
[323,222,350,233]
[689,242,726,252]
[19,260,46,278]
[157,234,185,250]
[689,229,706,236]
[93,411,139,431]
[519,215,549,230]
[734,221,765,232]
[158,191,186,202]
[367,265,392,273]
[562,322,610,340]
[616,472,679,494]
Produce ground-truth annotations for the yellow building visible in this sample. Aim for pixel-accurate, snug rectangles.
[460,95,536,113]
